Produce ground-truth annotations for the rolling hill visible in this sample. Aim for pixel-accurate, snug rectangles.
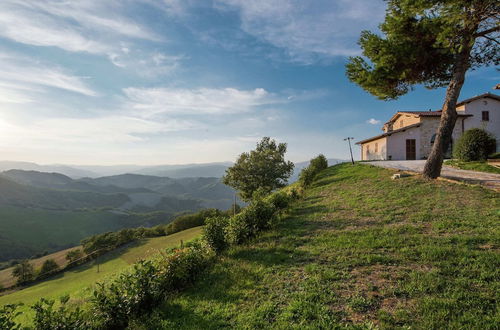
[0,226,203,325]
[0,207,172,262]
[0,173,203,262]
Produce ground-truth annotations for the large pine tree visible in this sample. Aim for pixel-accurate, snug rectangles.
[346,0,499,178]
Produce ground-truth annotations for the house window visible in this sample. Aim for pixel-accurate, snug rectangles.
[482,111,489,121]
[430,134,436,145]
[375,143,378,152]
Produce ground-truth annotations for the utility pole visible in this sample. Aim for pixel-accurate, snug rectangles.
[344,137,355,165]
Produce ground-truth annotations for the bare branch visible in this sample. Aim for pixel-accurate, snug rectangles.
[474,26,500,37]
[479,34,500,45]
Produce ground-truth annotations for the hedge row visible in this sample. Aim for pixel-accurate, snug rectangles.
[203,189,299,254]
[1,190,298,329]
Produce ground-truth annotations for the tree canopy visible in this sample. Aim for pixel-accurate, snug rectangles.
[346,0,499,178]
[12,260,35,285]
[346,0,499,100]
[223,137,294,201]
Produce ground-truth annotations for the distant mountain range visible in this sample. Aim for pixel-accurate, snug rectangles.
[0,158,345,261]
[0,170,237,262]
[0,159,345,179]
[0,170,237,212]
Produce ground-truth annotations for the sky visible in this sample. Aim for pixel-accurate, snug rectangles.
[0,0,497,165]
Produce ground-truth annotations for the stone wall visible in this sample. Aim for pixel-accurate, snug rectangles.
[419,118,464,159]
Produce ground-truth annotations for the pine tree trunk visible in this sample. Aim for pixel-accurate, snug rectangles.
[422,46,472,179]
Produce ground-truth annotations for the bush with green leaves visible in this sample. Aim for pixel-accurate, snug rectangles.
[0,304,22,330]
[266,190,293,211]
[32,296,91,330]
[12,260,35,285]
[226,199,277,245]
[489,152,500,159]
[299,154,329,187]
[38,259,59,277]
[164,208,221,235]
[453,128,496,162]
[203,216,230,254]
[91,242,213,329]
[65,249,85,267]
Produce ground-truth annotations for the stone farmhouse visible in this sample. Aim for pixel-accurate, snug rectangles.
[356,93,500,161]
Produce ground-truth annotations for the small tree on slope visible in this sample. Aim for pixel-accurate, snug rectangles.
[223,137,294,201]
[346,0,499,178]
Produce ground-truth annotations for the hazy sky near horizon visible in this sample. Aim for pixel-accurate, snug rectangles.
[0,0,497,165]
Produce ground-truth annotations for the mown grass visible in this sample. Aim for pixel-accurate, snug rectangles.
[444,159,500,174]
[0,246,80,289]
[136,163,499,329]
[0,226,202,325]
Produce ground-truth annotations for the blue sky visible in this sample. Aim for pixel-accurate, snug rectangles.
[0,0,497,165]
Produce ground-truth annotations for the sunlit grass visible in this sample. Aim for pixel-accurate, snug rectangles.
[135,163,499,329]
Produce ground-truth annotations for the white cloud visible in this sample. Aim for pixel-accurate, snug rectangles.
[0,1,157,52]
[0,54,97,98]
[0,115,195,145]
[366,118,381,125]
[0,0,175,71]
[110,50,184,76]
[213,0,386,63]
[124,86,284,116]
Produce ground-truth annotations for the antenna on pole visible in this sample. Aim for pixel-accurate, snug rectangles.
[344,137,355,165]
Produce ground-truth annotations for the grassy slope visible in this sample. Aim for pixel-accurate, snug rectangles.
[0,246,80,289]
[0,227,202,324]
[142,164,499,329]
[444,160,500,174]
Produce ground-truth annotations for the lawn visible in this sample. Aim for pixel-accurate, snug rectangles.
[444,159,500,174]
[0,226,202,325]
[135,164,499,329]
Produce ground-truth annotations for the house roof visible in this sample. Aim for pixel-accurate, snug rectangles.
[456,92,500,106]
[356,123,421,145]
[384,110,472,125]
[383,93,499,125]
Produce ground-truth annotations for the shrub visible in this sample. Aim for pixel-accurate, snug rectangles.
[299,154,328,187]
[164,209,221,235]
[12,260,35,285]
[91,243,213,329]
[489,152,500,159]
[32,296,91,330]
[0,304,22,330]
[266,190,292,211]
[226,199,276,245]
[203,216,230,254]
[453,128,496,161]
[39,259,59,276]
[65,249,84,264]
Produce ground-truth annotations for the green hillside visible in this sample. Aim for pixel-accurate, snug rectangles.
[0,226,203,324]
[137,164,499,329]
[0,207,171,262]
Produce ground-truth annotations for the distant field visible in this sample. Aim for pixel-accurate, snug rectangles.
[0,246,80,289]
[0,226,202,324]
[0,206,171,262]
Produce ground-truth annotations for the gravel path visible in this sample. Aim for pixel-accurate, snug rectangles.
[365,160,500,190]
